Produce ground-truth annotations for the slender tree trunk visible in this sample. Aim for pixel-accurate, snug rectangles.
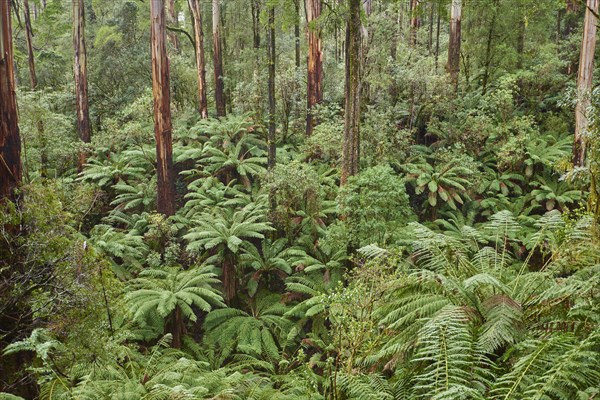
[428,1,434,53]
[481,4,497,95]
[73,0,91,170]
[0,0,22,201]
[23,0,48,178]
[557,9,563,44]
[340,0,361,186]
[409,0,419,47]
[151,0,176,216]
[447,0,461,91]
[251,0,260,50]
[574,0,599,167]
[24,0,36,90]
[188,0,208,118]
[435,1,441,70]
[166,0,180,52]
[295,0,301,68]
[306,0,323,136]
[212,0,226,117]
[267,5,276,170]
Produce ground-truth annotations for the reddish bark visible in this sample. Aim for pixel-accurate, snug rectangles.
[150,0,176,216]
[188,0,208,118]
[306,0,323,136]
[0,0,22,201]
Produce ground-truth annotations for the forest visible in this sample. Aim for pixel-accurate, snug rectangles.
[1,0,600,398]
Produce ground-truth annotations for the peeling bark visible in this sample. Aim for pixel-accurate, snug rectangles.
[0,0,22,201]
[188,0,208,118]
[306,0,322,136]
[151,0,176,216]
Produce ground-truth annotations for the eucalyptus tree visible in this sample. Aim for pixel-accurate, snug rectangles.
[213,0,227,117]
[306,0,323,136]
[188,0,209,118]
[150,0,176,216]
[73,0,92,169]
[574,0,598,167]
[0,0,21,201]
[340,0,362,186]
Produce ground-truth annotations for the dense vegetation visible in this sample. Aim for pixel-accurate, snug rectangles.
[1,0,600,399]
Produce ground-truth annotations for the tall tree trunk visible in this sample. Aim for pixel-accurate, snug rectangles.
[188,0,208,118]
[306,0,322,136]
[150,0,176,216]
[24,0,36,90]
[435,1,441,70]
[23,0,48,178]
[447,0,461,91]
[574,0,599,167]
[481,3,497,95]
[295,0,301,68]
[251,0,260,50]
[340,0,361,186]
[0,0,21,201]
[428,0,434,53]
[73,0,91,170]
[267,5,276,170]
[409,0,419,46]
[212,0,226,117]
[166,0,180,52]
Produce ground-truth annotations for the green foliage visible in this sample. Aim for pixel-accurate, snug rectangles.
[125,266,225,333]
[5,0,600,398]
[337,164,415,247]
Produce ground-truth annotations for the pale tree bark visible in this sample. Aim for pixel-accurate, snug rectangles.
[73,0,91,169]
[574,0,599,167]
[409,0,419,46]
[251,0,260,50]
[188,0,208,118]
[447,0,461,91]
[306,0,323,136]
[0,0,22,201]
[341,0,361,186]
[151,0,176,216]
[213,0,226,117]
[267,5,276,170]
[166,0,180,52]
